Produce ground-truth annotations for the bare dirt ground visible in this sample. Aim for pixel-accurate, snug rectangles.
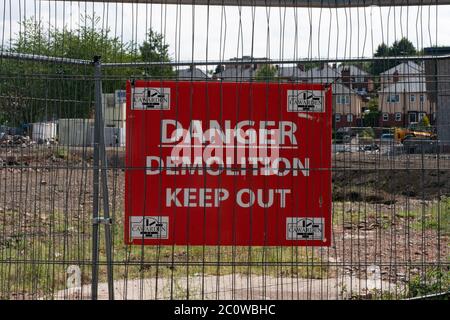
[1,146,449,300]
[53,274,400,300]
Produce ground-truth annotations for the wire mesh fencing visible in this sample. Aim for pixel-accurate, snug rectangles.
[0,0,449,300]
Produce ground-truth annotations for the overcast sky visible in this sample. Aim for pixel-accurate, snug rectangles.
[1,1,449,67]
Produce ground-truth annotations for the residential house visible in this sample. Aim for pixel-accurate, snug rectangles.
[214,56,272,81]
[176,66,209,80]
[378,76,435,126]
[277,63,340,84]
[333,82,366,128]
[379,61,423,88]
[277,64,366,128]
[337,64,374,95]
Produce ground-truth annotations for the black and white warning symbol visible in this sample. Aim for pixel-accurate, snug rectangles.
[130,216,169,239]
[286,217,324,240]
[131,87,170,110]
[287,90,323,112]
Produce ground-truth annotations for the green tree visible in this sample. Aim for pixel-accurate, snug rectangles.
[214,64,225,75]
[12,19,51,55]
[363,97,381,127]
[11,16,134,62]
[1,16,137,124]
[0,16,175,125]
[255,65,277,81]
[375,43,390,57]
[303,62,323,71]
[390,38,417,56]
[139,29,174,78]
[371,38,417,75]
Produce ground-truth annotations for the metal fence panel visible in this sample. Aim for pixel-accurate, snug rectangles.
[0,0,448,300]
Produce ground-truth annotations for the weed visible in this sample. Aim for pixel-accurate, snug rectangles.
[408,268,450,298]
[54,148,69,160]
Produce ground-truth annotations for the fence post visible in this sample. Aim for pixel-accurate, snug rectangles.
[92,56,115,300]
[92,56,101,300]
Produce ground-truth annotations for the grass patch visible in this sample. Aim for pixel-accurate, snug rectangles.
[2,198,447,299]
[333,197,449,234]
[332,201,379,225]
[1,209,328,299]
[50,147,69,160]
[408,197,450,235]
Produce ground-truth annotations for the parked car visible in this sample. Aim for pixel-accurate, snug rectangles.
[380,133,394,143]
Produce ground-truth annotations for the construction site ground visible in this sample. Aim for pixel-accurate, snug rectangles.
[0,146,448,300]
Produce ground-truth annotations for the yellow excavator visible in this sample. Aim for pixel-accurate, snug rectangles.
[394,123,437,143]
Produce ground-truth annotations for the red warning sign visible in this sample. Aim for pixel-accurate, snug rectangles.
[125,80,332,246]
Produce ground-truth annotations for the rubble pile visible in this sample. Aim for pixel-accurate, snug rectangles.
[0,134,36,148]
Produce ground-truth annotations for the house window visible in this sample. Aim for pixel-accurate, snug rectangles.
[335,113,341,122]
[420,94,425,102]
[347,114,353,123]
[409,113,417,123]
[410,94,416,102]
[387,94,400,103]
[383,113,389,121]
[395,113,402,122]
[337,95,350,105]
